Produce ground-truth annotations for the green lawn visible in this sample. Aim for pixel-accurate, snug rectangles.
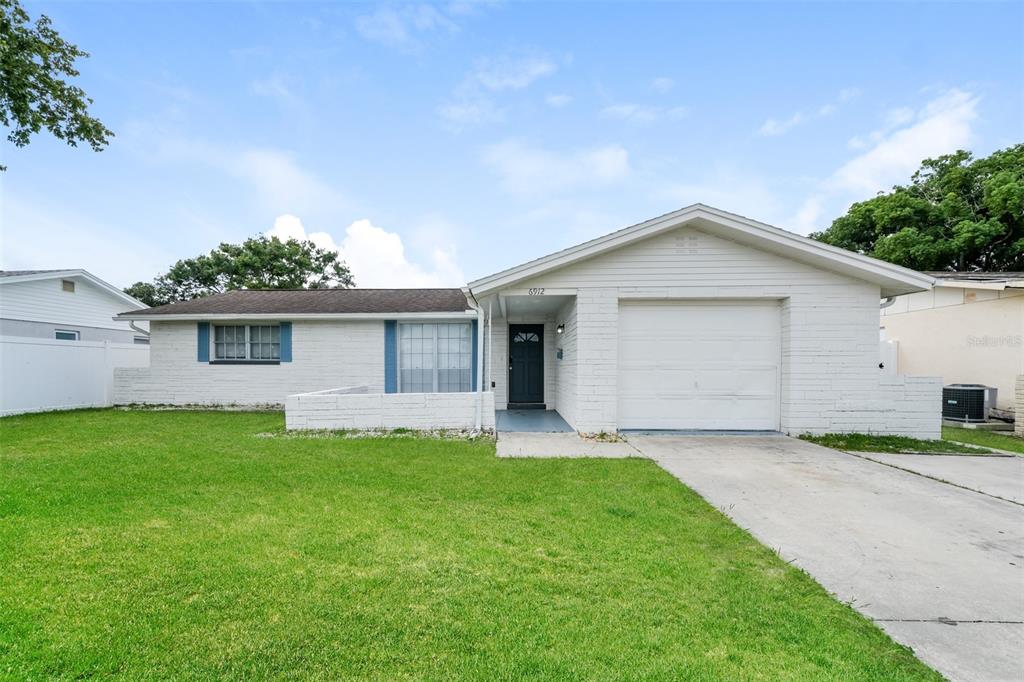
[942,425,1024,454]
[1,410,939,680]
[799,432,993,455]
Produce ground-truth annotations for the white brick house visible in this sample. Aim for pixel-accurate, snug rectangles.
[115,204,942,438]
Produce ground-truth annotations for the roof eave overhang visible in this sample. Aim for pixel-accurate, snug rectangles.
[115,311,477,322]
[467,204,935,299]
[2,269,146,309]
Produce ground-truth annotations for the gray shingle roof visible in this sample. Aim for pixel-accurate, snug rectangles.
[120,288,471,316]
[926,271,1024,282]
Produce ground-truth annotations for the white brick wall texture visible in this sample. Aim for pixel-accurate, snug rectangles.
[286,390,495,431]
[507,225,942,438]
[553,298,578,429]
[114,320,385,406]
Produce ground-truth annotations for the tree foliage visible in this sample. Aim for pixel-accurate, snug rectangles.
[0,0,113,170]
[125,235,355,307]
[811,145,1024,271]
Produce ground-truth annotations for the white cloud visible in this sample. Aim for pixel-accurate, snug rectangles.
[127,127,352,216]
[830,89,978,195]
[473,54,556,91]
[266,214,464,288]
[658,165,787,226]
[355,4,458,49]
[651,77,675,94]
[439,50,559,128]
[839,87,862,102]
[787,88,979,234]
[545,93,572,108]
[758,87,861,136]
[437,98,504,126]
[250,73,298,104]
[759,112,806,137]
[601,103,688,125]
[481,139,630,196]
[849,106,916,149]
[792,197,824,235]
[0,193,175,288]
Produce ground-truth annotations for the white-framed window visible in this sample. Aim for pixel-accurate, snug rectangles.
[213,324,280,361]
[54,329,80,341]
[249,325,281,360]
[61,279,75,293]
[398,322,472,393]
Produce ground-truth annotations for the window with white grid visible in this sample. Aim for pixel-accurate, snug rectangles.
[399,322,472,393]
[213,324,280,361]
[214,325,248,359]
[249,325,281,360]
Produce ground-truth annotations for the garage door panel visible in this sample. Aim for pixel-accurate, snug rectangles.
[617,301,780,430]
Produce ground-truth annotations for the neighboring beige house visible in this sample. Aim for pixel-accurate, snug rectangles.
[881,272,1024,415]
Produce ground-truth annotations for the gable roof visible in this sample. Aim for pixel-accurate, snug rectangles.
[0,269,146,309]
[117,288,472,320]
[467,204,935,298]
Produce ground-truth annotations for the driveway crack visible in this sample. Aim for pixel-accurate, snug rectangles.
[843,451,1023,507]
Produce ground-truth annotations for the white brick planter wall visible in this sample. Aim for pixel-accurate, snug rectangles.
[286,388,495,431]
[813,375,942,440]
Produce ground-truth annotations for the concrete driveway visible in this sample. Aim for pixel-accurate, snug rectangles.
[628,434,1024,682]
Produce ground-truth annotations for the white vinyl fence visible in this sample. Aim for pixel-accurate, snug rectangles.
[0,335,150,416]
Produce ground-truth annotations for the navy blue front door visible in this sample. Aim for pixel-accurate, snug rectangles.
[508,324,544,406]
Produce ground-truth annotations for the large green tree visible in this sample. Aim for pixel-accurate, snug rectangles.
[0,0,113,170]
[811,145,1024,271]
[125,235,355,307]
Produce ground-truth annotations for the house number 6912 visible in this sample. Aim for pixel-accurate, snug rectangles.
[528,288,545,295]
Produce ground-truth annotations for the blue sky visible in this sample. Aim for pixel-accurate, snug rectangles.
[2,1,1022,289]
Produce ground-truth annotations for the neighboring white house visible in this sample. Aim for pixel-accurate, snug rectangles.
[114,205,942,438]
[0,269,151,343]
[1,269,150,415]
[881,272,1023,415]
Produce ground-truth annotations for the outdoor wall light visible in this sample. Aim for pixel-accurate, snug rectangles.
[556,323,564,334]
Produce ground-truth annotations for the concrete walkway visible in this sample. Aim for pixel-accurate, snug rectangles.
[496,432,638,458]
[628,434,1024,682]
[495,409,574,433]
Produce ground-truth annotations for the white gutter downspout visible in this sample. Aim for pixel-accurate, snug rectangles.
[487,298,493,397]
[463,287,485,432]
[128,320,150,337]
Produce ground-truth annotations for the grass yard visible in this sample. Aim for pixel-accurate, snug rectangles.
[1,410,939,680]
[942,425,1024,454]
[799,432,994,455]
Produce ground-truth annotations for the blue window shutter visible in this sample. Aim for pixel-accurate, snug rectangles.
[280,322,292,362]
[471,319,479,391]
[384,320,397,393]
[197,322,210,362]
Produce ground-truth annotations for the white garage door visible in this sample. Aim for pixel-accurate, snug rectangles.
[617,300,780,430]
